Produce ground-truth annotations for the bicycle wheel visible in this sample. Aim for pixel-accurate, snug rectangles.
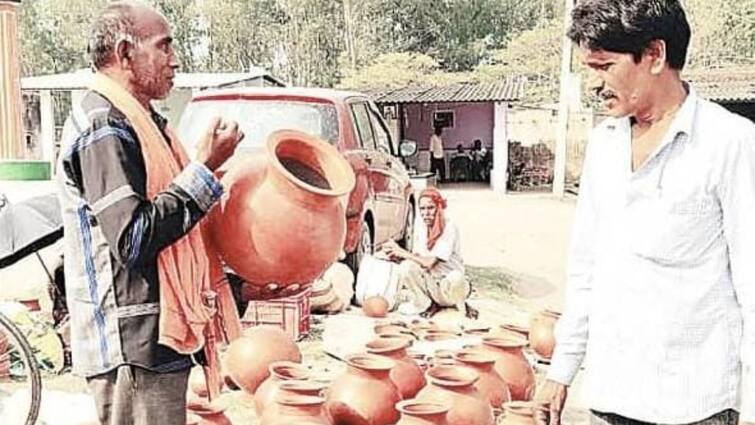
[0,311,42,425]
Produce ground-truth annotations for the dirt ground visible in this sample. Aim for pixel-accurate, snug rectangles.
[15,183,591,424]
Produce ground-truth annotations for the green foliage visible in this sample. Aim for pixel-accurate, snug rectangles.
[339,52,471,90]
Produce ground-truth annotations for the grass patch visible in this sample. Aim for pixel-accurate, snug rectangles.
[467,265,515,300]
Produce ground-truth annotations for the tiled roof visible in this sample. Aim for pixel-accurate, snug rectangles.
[364,78,525,104]
[686,68,755,103]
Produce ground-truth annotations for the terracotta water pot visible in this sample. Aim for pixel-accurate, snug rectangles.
[260,394,329,425]
[528,310,561,360]
[262,380,330,420]
[396,400,450,425]
[479,336,535,401]
[209,130,356,300]
[416,366,494,425]
[454,349,511,409]
[225,326,302,393]
[366,336,426,399]
[255,361,311,416]
[499,401,549,425]
[326,353,401,425]
[363,296,390,317]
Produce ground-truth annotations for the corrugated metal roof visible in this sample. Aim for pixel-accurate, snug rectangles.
[686,68,755,103]
[366,78,524,104]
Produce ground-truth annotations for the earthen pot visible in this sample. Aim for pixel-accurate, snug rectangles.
[528,310,561,360]
[422,330,458,342]
[260,394,329,425]
[255,361,310,416]
[396,400,450,425]
[366,336,426,399]
[479,336,535,401]
[209,130,356,300]
[262,380,330,420]
[416,366,494,425]
[499,401,550,425]
[326,353,401,425]
[498,323,529,340]
[225,326,302,393]
[454,349,511,409]
[363,296,390,317]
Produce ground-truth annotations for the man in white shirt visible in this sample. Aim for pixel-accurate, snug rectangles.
[383,187,477,319]
[429,127,446,182]
[537,1,755,425]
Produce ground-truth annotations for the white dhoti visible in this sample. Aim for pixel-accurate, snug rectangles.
[396,261,470,315]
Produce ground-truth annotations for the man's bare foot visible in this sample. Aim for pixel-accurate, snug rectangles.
[464,302,479,319]
[420,302,442,318]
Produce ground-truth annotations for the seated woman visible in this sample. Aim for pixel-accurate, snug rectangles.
[382,188,478,319]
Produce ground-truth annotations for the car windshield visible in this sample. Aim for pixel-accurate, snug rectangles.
[177,99,340,153]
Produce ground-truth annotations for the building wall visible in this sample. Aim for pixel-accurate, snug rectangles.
[404,102,495,152]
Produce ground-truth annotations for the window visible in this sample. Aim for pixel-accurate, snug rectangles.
[368,109,392,155]
[433,110,455,129]
[350,103,376,150]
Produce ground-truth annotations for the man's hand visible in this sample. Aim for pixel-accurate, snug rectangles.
[533,379,568,425]
[195,117,244,171]
[381,239,409,261]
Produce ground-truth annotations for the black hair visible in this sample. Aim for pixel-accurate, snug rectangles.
[568,0,690,70]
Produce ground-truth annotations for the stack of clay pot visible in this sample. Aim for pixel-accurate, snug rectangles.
[415,365,494,425]
[528,309,561,360]
[325,353,402,425]
[365,336,426,399]
[311,262,354,314]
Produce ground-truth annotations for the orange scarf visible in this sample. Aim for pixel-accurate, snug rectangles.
[419,187,447,250]
[90,73,241,398]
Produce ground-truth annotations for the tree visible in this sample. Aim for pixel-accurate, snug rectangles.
[338,52,470,90]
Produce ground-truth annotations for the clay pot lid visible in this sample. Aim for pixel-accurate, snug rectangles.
[274,394,326,406]
[454,349,496,365]
[396,400,450,416]
[366,336,411,353]
[346,353,397,371]
[482,335,528,348]
[278,379,328,394]
[426,365,479,387]
[267,130,355,197]
[269,361,310,380]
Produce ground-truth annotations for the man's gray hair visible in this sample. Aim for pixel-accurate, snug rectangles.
[88,2,141,70]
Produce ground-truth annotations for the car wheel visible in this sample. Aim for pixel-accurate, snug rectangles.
[345,219,373,276]
[399,203,415,252]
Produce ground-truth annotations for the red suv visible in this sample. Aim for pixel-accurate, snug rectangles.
[177,87,417,274]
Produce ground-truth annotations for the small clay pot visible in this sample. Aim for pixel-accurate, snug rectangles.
[396,400,450,425]
[254,361,310,416]
[528,310,561,360]
[454,349,511,409]
[366,336,426,399]
[225,326,302,393]
[480,336,535,401]
[326,353,401,425]
[415,366,494,425]
[364,296,390,317]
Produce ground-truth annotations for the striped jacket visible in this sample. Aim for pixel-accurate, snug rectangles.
[57,91,222,377]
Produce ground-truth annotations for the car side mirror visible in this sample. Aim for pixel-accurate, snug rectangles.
[399,140,418,158]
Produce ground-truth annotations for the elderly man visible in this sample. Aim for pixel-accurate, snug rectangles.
[56,2,243,424]
[537,1,755,425]
[383,188,477,319]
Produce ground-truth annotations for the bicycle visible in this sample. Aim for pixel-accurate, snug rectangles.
[0,309,42,425]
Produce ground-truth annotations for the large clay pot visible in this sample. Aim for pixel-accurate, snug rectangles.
[479,336,535,401]
[262,380,330,420]
[415,366,494,425]
[499,401,549,425]
[260,394,330,425]
[454,349,511,410]
[366,336,426,399]
[326,353,401,425]
[255,361,311,416]
[225,326,302,393]
[210,130,356,300]
[528,310,561,360]
[396,400,450,425]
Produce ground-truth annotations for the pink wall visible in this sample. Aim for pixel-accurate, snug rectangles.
[403,102,494,152]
